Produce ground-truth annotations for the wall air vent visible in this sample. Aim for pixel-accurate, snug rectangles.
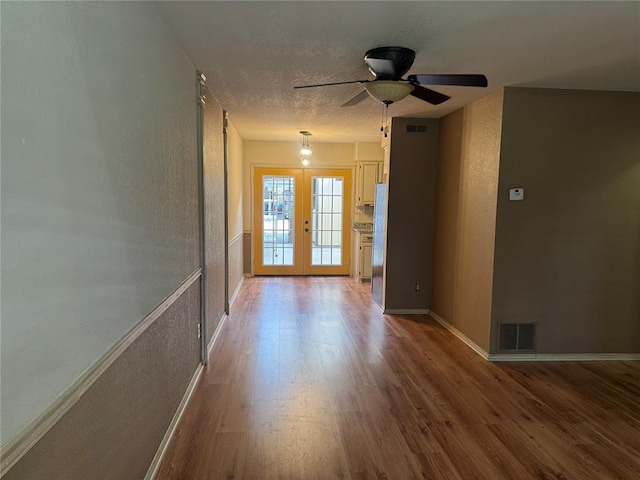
[406,124,427,134]
[498,323,536,351]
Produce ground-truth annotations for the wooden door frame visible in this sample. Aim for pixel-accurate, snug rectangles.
[302,168,352,275]
[252,166,352,276]
[253,167,304,275]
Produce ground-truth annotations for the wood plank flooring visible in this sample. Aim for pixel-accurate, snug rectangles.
[156,277,640,480]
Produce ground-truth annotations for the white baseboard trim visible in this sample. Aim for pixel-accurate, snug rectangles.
[428,311,490,360]
[146,306,233,479]
[488,353,640,362]
[229,275,244,310]
[208,312,228,356]
[144,363,204,480]
[428,312,639,362]
[384,309,430,315]
[229,231,244,247]
[0,268,202,477]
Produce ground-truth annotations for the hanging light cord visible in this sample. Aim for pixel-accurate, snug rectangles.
[380,103,389,137]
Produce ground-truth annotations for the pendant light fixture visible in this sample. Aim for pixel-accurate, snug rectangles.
[300,131,312,166]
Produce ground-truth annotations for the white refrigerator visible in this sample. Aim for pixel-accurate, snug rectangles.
[371,183,387,308]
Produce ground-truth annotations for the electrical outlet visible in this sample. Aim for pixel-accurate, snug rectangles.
[509,188,524,201]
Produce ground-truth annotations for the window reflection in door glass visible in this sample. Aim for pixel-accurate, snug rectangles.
[311,177,343,266]
[262,176,295,266]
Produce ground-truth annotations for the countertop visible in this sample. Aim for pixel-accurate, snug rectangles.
[352,223,373,234]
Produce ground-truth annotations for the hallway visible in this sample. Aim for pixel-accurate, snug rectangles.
[157,277,640,479]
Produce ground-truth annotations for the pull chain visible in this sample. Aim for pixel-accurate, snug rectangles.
[384,103,389,137]
[380,103,390,137]
[382,103,389,138]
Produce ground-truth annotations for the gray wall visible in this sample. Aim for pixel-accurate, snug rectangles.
[385,118,440,311]
[203,89,226,344]
[492,87,640,354]
[1,1,206,477]
[243,233,253,274]
[3,283,201,480]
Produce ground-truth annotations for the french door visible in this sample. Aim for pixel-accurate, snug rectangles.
[253,167,352,275]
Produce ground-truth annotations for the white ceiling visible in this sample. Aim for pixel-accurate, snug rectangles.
[155,1,640,143]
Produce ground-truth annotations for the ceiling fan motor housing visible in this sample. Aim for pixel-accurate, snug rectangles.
[294,45,486,108]
[364,46,416,80]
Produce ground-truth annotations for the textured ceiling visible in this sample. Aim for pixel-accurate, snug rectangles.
[155,1,639,143]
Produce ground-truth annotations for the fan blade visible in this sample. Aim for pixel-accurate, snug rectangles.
[341,90,370,107]
[410,85,450,105]
[294,80,369,89]
[408,74,488,87]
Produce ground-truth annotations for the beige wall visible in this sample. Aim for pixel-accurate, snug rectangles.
[431,109,464,323]
[227,120,244,298]
[228,121,244,245]
[355,142,384,161]
[492,88,640,354]
[431,90,504,352]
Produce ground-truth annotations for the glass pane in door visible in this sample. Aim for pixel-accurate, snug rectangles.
[311,176,343,266]
[262,176,295,266]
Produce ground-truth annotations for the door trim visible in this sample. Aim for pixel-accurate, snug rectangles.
[302,168,352,275]
[253,167,304,275]
[252,166,352,275]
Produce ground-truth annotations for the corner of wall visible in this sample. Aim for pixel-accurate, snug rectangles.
[431,90,504,353]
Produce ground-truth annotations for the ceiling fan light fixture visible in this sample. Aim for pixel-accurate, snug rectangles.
[365,81,414,104]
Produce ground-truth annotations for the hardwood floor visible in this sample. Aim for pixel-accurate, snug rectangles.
[156,277,640,480]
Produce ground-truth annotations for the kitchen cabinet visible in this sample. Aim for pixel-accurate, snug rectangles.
[355,161,382,206]
[382,145,390,180]
[354,231,373,281]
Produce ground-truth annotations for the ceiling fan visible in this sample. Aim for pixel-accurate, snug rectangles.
[294,46,488,107]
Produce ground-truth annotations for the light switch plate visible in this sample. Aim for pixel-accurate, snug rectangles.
[509,188,524,201]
